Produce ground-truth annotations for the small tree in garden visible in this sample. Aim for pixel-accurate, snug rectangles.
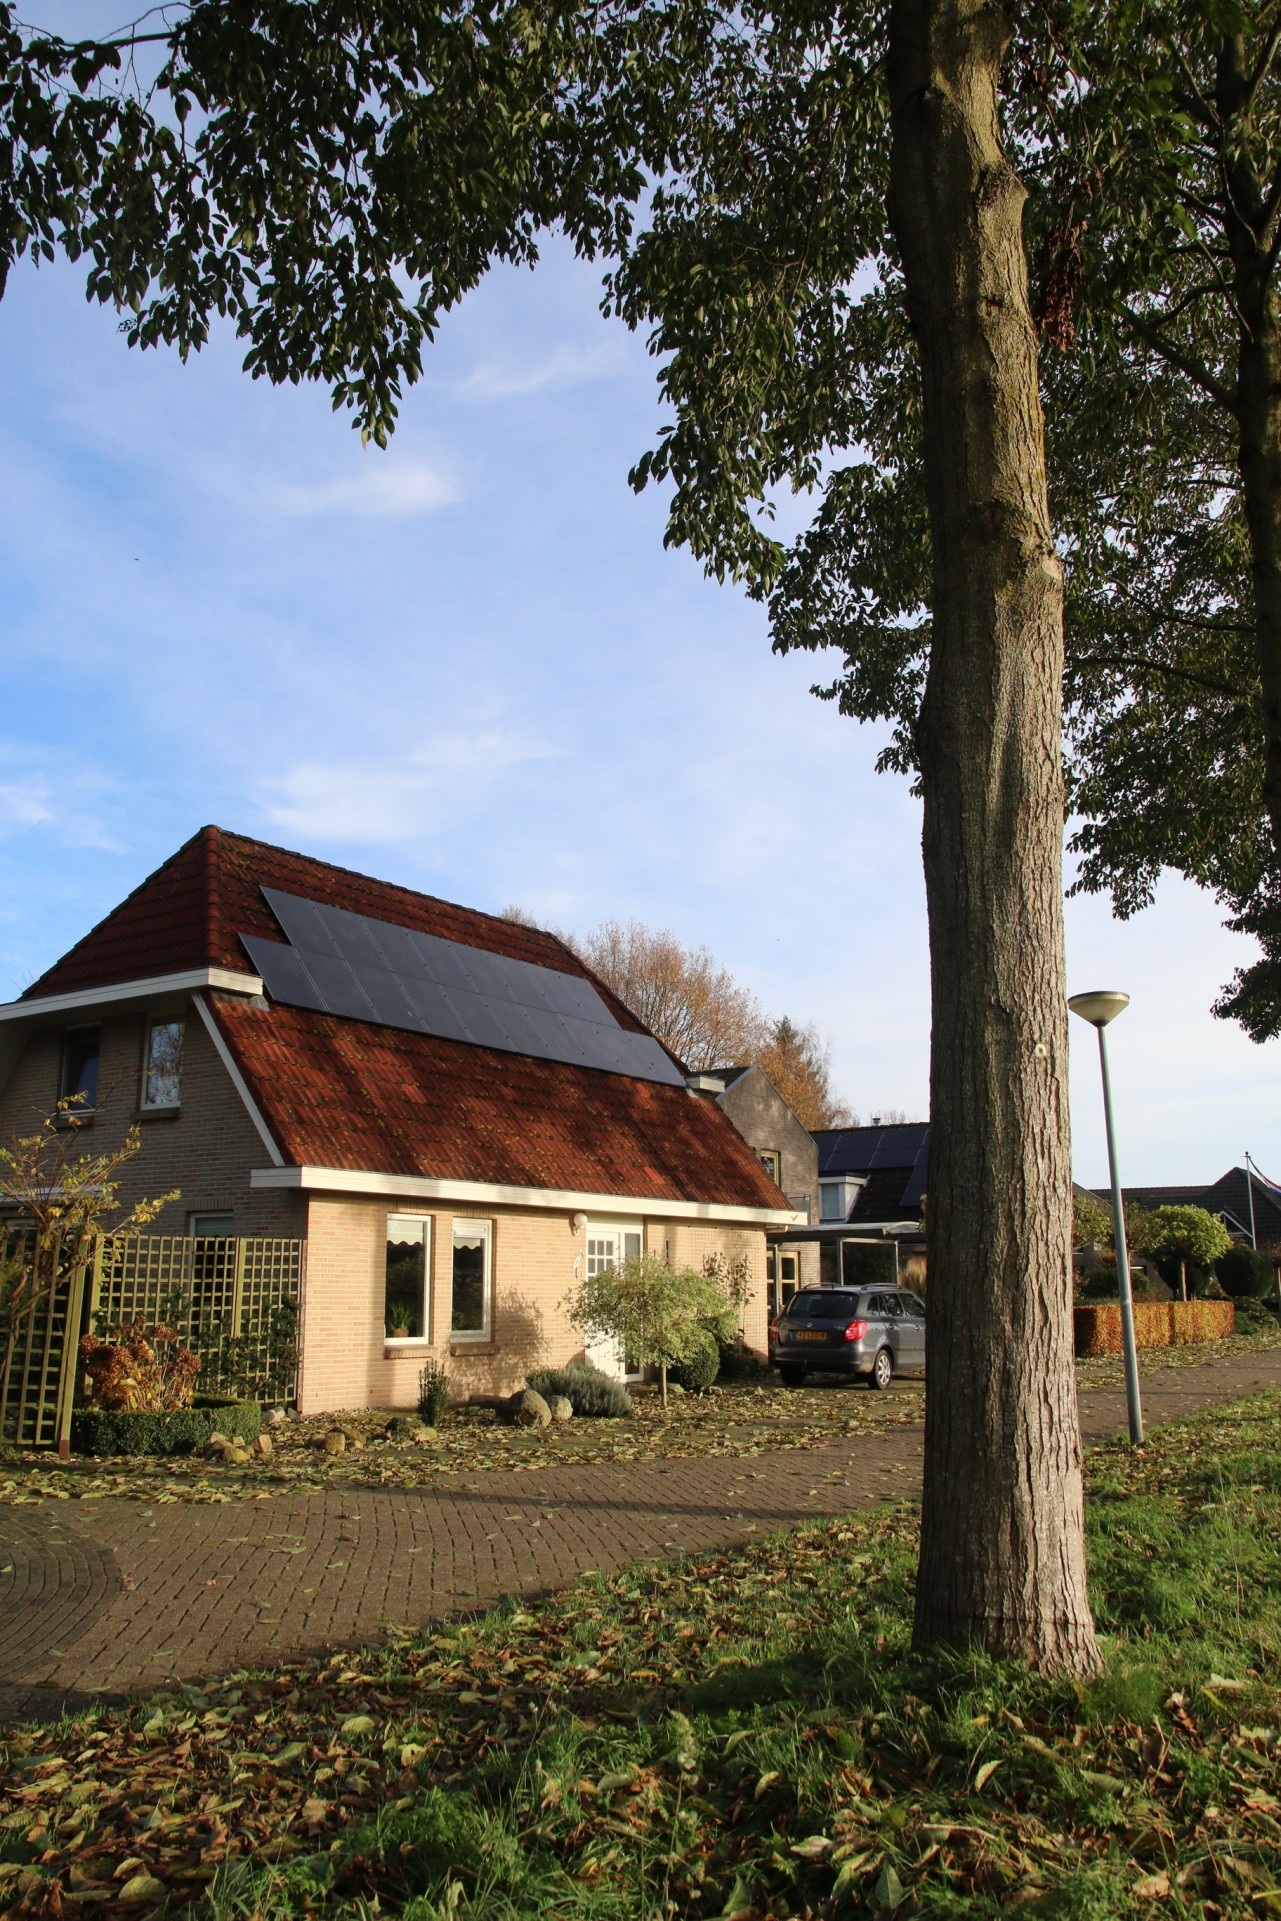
[1072,1191,1114,1253]
[0,1101,178,1425]
[565,1254,738,1408]
[1133,1207,1232,1303]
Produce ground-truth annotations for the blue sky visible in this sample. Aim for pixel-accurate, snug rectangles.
[1,227,1277,1189]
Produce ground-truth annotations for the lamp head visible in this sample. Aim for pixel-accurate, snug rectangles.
[1068,989,1130,1028]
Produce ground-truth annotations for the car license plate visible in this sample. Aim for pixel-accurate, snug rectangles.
[794,1329,829,1342]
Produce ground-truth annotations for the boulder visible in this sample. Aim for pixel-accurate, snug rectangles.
[384,1415,419,1441]
[509,1388,552,1428]
[252,1432,273,1460]
[411,1425,439,1445]
[340,1426,365,1451]
[265,1408,287,1427]
[549,1396,573,1424]
[666,1382,686,1397]
[322,1430,347,1457]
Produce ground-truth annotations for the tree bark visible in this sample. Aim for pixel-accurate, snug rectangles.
[887,0,1100,1673]
[1218,33,1281,871]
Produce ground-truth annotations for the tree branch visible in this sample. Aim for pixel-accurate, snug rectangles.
[1120,306,1238,412]
[1069,650,1248,700]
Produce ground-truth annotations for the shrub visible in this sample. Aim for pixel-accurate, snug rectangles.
[71,1397,260,1457]
[1074,1300,1234,1358]
[1079,1264,1159,1303]
[525,1364,633,1418]
[668,1327,719,1393]
[417,1359,450,1427]
[1215,1245,1277,1299]
[80,1320,201,1410]
[716,1340,765,1383]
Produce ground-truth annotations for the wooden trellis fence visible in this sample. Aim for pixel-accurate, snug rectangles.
[1,1231,305,1455]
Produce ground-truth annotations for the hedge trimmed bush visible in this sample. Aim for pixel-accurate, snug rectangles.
[668,1327,720,1393]
[525,1365,633,1419]
[1215,1245,1277,1299]
[1073,1300,1234,1359]
[71,1397,261,1457]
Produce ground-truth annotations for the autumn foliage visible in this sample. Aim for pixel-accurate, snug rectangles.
[80,1320,201,1412]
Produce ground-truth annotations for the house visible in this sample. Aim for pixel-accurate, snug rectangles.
[811,1122,928,1235]
[1097,1167,1281,1252]
[684,1065,821,1306]
[0,828,798,1411]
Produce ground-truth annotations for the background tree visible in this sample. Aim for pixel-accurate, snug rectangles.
[1072,1189,1114,1251]
[1132,1205,1233,1301]
[755,1017,852,1130]
[564,1251,737,1407]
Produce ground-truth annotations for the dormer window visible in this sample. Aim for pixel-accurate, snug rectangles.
[60,1026,100,1113]
[143,1019,184,1110]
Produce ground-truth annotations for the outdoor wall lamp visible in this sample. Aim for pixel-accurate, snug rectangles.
[571,1212,587,1235]
[1068,989,1144,1445]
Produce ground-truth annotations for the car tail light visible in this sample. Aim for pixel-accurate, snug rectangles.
[843,1318,868,1343]
[768,1317,779,1343]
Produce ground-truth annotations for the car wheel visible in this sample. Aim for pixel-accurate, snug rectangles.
[868,1347,893,1391]
[778,1363,807,1387]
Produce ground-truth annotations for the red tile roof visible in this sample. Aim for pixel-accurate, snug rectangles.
[25,828,786,1210]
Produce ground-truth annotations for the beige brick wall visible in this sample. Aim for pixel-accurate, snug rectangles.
[298,1196,771,1414]
[0,1000,303,1239]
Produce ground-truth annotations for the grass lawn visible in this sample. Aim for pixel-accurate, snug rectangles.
[3,1316,1276,1510]
[2,1392,1280,1918]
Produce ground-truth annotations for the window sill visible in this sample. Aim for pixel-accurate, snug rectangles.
[384,1338,432,1353]
[53,1110,95,1130]
[137,1106,181,1123]
[449,1339,497,1357]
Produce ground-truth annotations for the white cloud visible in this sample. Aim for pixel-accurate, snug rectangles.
[457,338,629,401]
[271,458,457,518]
[0,785,54,832]
[260,732,555,844]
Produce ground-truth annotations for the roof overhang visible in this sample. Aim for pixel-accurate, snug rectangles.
[0,968,264,1024]
[773,1219,922,1242]
[251,1163,803,1226]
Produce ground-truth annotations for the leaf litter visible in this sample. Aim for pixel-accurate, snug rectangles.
[2,1392,1280,1917]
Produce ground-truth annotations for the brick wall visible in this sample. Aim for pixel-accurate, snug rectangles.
[298,1196,770,1414]
[0,998,303,1238]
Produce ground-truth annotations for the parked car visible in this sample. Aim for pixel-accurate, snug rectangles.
[769,1284,927,1388]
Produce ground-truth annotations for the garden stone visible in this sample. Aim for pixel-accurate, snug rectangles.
[550,1396,573,1424]
[667,1383,686,1397]
[340,1427,366,1450]
[265,1408,286,1427]
[323,1430,347,1456]
[411,1425,439,1444]
[252,1433,273,1460]
[510,1389,552,1428]
[384,1415,419,1440]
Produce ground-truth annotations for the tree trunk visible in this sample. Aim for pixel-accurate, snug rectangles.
[1218,34,1281,871]
[887,0,1100,1674]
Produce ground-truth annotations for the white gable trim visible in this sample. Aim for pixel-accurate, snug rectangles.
[191,993,285,1167]
[0,967,263,1023]
[250,1162,802,1226]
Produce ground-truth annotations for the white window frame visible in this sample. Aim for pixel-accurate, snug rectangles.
[190,1212,235,1239]
[385,1213,433,1347]
[141,1016,185,1112]
[450,1217,493,1344]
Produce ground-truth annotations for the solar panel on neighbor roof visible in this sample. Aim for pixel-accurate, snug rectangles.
[240,890,686,1086]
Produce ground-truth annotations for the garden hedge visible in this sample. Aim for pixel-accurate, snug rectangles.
[70,1397,261,1457]
[1073,1300,1234,1359]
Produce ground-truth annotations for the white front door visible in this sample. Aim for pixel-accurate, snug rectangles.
[584,1226,643,1381]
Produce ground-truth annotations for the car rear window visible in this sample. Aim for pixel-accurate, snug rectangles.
[787,1291,862,1322]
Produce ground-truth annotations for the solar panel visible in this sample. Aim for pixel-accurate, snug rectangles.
[242,890,686,1087]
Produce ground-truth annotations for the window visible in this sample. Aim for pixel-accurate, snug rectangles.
[451,1220,492,1341]
[766,1245,800,1315]
[386,1215,432,1341]
[191,1214,235,1284]
[61,1026,100,1111]
[191,1213,234,1238]
[143,1019,184,1109]
[819,1181,843,1222]
[759,1149,781,1184]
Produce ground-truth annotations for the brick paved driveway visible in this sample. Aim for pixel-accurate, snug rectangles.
[3,1347,1278,1722]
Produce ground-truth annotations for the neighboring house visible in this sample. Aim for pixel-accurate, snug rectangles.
[1098,1168,1281,1251]
[685,1065,821,1306]
[0,827,798,1411]
[811,1123,929,1236]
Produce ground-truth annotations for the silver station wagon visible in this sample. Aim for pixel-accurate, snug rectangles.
[769,1284,927,1389]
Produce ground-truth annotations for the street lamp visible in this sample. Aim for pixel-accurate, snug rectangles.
[1068,989,1144,1444]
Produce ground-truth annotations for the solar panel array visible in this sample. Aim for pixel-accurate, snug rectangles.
[241,889,686,1087]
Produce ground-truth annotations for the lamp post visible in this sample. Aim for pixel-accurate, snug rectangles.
[1068,990,1144,1445]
